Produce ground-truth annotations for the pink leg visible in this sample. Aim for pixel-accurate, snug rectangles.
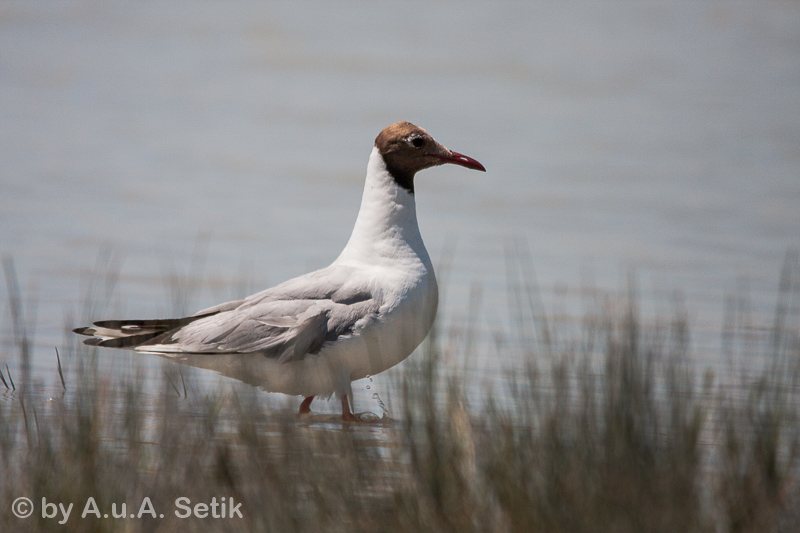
[298,396,314,415]
[341,395,356,422]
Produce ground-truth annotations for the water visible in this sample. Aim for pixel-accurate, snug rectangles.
[1,1,798,411]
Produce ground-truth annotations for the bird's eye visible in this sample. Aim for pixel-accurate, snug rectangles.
[409,136,425,148]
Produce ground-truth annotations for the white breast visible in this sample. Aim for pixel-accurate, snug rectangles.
[235,147,439,399]
[328,146,439,380]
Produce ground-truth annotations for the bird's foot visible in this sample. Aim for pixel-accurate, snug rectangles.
[298,395,314,417]
[341,395,356,422]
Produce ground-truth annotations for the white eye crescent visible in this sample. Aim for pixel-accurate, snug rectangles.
[407,136,425,148]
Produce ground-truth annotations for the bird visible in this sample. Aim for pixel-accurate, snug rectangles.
[74,121,485,421]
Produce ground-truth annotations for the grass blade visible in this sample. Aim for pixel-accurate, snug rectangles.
[55,348,67,392]
[5,365,14,391]
[164,370,182,397]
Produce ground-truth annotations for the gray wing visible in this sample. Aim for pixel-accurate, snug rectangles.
[140,265,382,362]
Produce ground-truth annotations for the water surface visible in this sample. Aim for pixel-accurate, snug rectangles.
[1,1,798,410]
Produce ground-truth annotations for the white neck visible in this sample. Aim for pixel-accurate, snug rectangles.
[336,147,429,266]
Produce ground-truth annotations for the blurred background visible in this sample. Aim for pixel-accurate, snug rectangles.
[1,1,798,396]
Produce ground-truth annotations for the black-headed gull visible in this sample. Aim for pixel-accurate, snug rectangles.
[74,122,485,421]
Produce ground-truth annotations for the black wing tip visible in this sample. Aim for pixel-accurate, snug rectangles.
[72,312,219,350]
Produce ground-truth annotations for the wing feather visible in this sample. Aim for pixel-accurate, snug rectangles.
[77,263,385,362]
[138,264,384,361]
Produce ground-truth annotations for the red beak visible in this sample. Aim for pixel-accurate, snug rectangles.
[434,151,486,172]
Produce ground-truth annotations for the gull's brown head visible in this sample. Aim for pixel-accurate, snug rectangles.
[374,121,485,194]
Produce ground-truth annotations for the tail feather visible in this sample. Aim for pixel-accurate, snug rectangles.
[73,313,216,350]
